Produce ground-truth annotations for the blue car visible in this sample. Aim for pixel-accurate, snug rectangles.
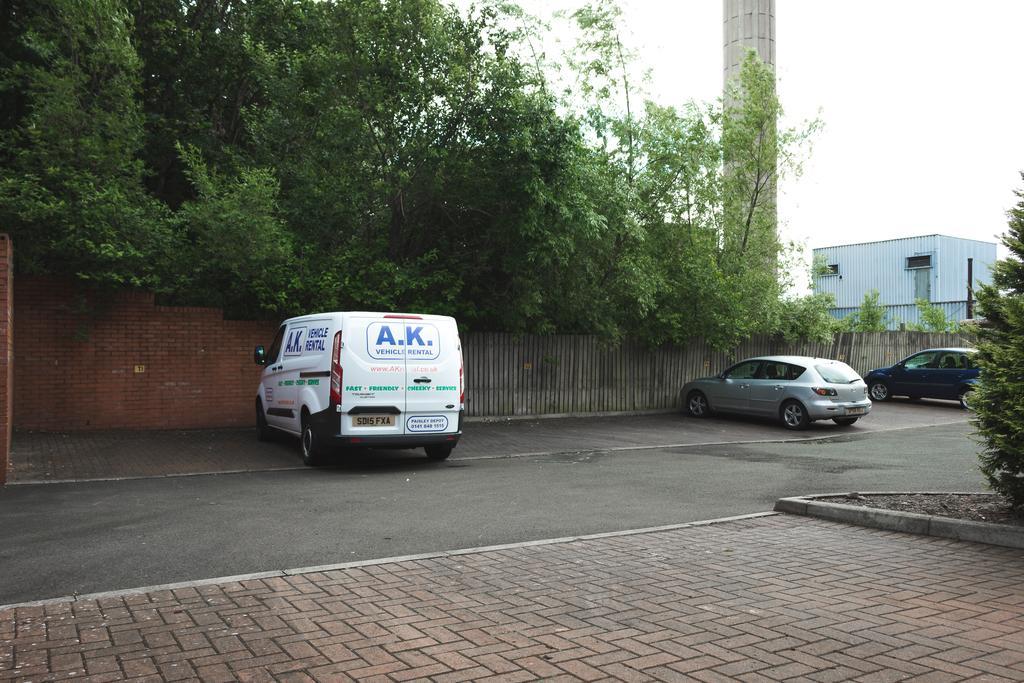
[864,347,978,409]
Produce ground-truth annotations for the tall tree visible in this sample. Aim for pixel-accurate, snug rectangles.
[0,0,174,287]
[0,0,829,343]
[170,144,295,317]
[241,0,606,331]
[717,51,821,345]
[973,174,1024,508]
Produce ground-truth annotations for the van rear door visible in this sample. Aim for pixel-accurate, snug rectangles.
[340,314,407,437]
[403,316,461,436]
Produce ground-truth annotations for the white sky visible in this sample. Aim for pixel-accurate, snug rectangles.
[461,0,1024,273]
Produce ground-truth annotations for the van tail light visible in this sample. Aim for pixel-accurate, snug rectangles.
[459,353,464,405]
[330,331,343,406]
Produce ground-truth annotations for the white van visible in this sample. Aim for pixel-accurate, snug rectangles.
[254,312,464,465]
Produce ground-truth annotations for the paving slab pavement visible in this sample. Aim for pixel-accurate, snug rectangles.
[2,514,1022,681]
[10,399,969,483]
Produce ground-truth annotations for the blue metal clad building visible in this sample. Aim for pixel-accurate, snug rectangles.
[812,235,997,329]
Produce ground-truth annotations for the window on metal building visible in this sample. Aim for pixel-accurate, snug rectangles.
[914,269,931,301]
[825,263,839,275]
[906,254,932,300]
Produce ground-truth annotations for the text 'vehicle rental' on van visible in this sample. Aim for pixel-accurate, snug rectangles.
[253,312,464,465]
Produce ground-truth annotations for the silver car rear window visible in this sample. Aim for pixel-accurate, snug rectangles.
[815,363,861,384]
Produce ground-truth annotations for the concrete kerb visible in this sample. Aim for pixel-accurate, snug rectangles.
[0,511,779,611]
[775,492,1024,550]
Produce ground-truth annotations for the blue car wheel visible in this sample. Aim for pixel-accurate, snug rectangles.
[958,387,972,410]
[868,381,890,401]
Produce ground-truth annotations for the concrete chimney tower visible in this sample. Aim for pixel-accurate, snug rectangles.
[723,0,775,87]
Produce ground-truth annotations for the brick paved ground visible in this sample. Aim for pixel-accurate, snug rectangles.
[2,515,1022,682]
[10,402,968,483]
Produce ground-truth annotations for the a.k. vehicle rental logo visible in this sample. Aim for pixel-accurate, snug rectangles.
[366,322,441,360]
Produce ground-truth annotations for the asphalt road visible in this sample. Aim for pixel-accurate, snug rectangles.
[0,413,983,606]
[13,397,969,482]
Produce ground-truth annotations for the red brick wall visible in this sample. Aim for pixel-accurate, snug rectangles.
[0,236,11,481]
[14,277,278,431]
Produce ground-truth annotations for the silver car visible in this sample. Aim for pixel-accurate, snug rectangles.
[681,355,872,430]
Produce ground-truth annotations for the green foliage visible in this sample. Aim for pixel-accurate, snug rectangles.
[721,51,779,278]
[773,293,840,342]
[238,0,606,330]
[556,33,824,348]
[810,253,833,279]
[973,173,1024,508]
[908,298,959,333]
[0,0,829,345]
[172,144,295,317]
[842,290,888,332]
[0,0,175,288]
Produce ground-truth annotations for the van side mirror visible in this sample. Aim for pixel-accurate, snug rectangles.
[254,345,266,365]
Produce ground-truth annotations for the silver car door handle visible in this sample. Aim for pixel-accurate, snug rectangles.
[774,385,783,390]
[739,383,749,389]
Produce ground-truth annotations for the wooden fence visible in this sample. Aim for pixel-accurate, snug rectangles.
[462,331,973,418]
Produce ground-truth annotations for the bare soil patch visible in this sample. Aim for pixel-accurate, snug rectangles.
[822,493,1024,527]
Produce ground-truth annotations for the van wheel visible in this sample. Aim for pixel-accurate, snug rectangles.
[301,412,321,466]
[256,399,272,442]
[425,445,453,461]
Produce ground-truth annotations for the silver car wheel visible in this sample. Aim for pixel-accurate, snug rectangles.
[688,392,708,417]
[783,402,804,428]
[869,382,889,401]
